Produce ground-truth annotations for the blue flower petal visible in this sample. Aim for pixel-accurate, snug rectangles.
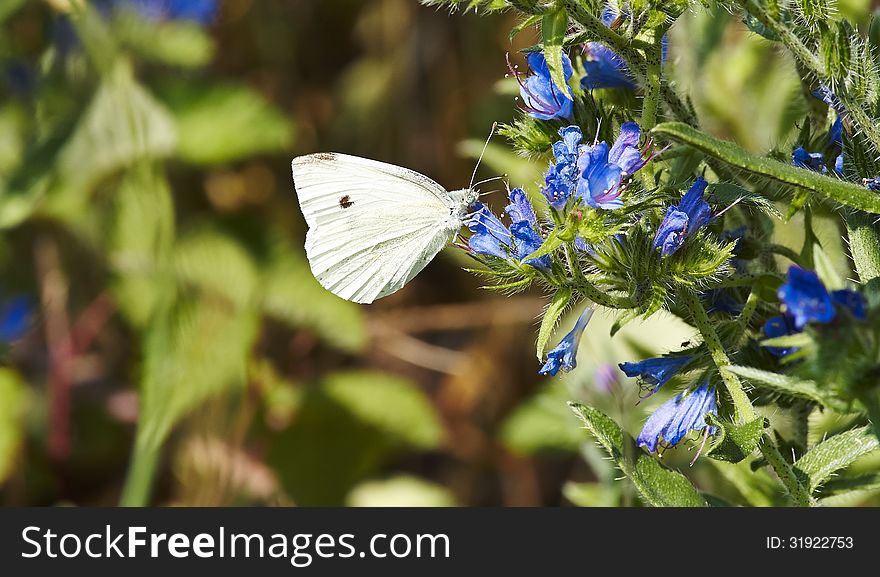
[637,382,717,453]
[778,266,835,329]
[618,356,691,397]
[831,289,867,320]
[763,314,800,357]
[0,296,34,342]
[539,307,594,376]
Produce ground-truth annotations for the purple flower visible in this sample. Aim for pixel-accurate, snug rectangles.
[619,356,691,398]
[652,177,712,257]
[576,122,648,210]
[466,189,550,271]
[792,147,827,174]
[539,307,595,376]
[514,51,573,121]
[543,126,584,209]
[778,266,835,329]
[637,381,718,454]
[594,363,620,393]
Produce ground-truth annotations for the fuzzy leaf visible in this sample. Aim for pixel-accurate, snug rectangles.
[652,122,880,214]
[536,287,572,359]
[794,426,879,492]
[542,8,570,96]
[706,414,765,463]
[722,365,850,412]
[568,402,707,507]
[157,82,293,165]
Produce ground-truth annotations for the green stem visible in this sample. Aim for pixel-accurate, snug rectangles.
[566,278,635,309]
[764,244,805,266]
[759,433,814,506]
[709,272,784,289]
[790,400,813,455]
[119,429,161,506]
[682,291,756,423]
[738,288,760,333]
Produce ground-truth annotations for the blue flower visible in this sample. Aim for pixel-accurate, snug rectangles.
[792,147,827,173]
[4,62,36,99]
[467,189,550,270]
[576,122,648,210]
[582,43,636,90]
[581,5,667,91]
[539,306,595,376]
[619,356,691,398]
[543,126,584,208]
[831,289,867,320]
[101,0,217,25]
[864,177,880,191]
[652,176,712,257]
[637,381,718,454]
[0,296,33,342]
[705,288,743,315]
[515,51,573,121]
[763,314,800,357]
[778,266,835,329]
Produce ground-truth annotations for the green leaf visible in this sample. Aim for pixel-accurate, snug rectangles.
[56,61,176,198]
[113,13,214,68]
[347,475,458,507]
[813,243,844,291]
[0,368,26,484]
[521,227,565,263]
[157,82,293,165]
[707,183,782,219]
[758,333,814,350]
[819,473,880,496]
[568,402,707,507]
[723,365,850,412]
[652,122,880,214]
[0,0,27,23]
[510,14,542,41]
[794,426,880,492]
[138,298,259,450]
[500,381,583,454]
[260,244,367,353]
[174,228,260,309]
[268,371,443,505]
[542,8,570,96]
[536,287,572,359]
[708,459,779,507]
[109,165,175,328]
[706,414,765,463]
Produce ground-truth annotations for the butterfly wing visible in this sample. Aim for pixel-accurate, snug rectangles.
[292,153,459,304]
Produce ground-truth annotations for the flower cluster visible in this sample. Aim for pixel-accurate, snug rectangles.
[466,188,551,271]
[652,177,713,257]
[763,266,866,357]
[542,123,651,211]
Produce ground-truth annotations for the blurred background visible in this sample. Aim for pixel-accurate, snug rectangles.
[0,0,877,507]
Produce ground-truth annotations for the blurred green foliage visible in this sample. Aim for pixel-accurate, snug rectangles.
[0,0,878,507]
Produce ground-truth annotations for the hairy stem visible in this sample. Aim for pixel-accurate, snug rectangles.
[759,433,814,507]
[683,291,756,423]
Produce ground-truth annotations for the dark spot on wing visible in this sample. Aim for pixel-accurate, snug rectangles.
[339,195,354,209]
[312,152,336,162]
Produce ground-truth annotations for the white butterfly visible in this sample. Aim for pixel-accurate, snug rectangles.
[292,153,479,304]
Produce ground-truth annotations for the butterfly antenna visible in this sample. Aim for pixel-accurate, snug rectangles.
[473,175,507,191]
[469,122,498,190]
